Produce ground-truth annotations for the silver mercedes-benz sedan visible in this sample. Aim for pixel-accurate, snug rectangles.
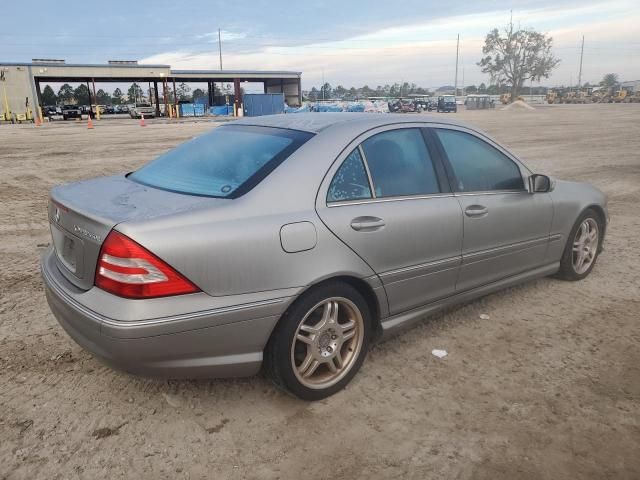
[42,113,608,400]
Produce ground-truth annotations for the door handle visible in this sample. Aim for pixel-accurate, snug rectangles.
[464,205,488,217]
[350,216,386,231]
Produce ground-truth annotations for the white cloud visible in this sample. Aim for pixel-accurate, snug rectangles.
[141,1,640,88]
[196,30,247,41]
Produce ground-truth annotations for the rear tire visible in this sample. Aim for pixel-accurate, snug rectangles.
[556,208,604,281]
[265,281,372,400]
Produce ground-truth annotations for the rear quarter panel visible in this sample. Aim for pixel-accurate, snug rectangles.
[116,199,377,298]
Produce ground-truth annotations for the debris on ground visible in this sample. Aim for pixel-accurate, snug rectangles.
[206,419,229,434]
[14,419,33,434]
[50,350,74,362]
[431,349,448,359]
[91,422,128,439]
[162,393,183,408]
[479,314,491,320]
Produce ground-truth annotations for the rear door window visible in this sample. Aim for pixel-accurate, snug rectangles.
[434,129,524,192]
[361,128,440,198]
[130,125,313,198]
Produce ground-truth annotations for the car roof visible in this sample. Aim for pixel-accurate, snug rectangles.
[231,112,469,134]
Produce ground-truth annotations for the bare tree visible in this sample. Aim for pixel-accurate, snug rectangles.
[600,73,619,88]
[478,22,559,100]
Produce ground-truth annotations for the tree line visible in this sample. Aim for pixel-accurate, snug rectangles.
[40,82,230,106]
[304,82,535,101]
[306,73,624,101]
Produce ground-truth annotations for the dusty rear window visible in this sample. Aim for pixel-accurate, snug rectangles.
[130,125,313,198]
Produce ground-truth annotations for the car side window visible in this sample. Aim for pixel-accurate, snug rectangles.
[435,129,524,192]
[361,128,440,198]
[327,148,373,202]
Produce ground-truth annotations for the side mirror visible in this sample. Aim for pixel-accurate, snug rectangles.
[529,174,552,193]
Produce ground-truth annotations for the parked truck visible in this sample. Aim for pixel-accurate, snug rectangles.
[129,103,155,119]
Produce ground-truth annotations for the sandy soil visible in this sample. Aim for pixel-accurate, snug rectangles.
[1,105,639,479]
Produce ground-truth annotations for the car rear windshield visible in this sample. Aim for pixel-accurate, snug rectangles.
[129,125,313,198]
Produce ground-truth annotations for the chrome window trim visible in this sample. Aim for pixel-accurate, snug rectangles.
[454,189,527,197]
[327,193,455,208]
[358,144,377,199]
[320,121,527,210]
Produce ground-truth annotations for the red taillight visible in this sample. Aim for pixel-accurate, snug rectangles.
[95,230,200,299]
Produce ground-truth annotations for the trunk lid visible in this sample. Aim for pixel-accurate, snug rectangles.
[48,174,222,290]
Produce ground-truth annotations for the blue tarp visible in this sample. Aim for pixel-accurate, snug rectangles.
[209,105,233,116]
[314,103,343,112]
[179,103,206,117]
[346,103,366,112]
[285,104,311,113]
[179,104,195,117]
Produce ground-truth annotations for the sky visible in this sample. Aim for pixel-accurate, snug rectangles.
[3,0,639,90]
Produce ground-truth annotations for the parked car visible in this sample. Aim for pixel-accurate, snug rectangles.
[61,105,82,120]
[437,95,457,113]
[118,105,129,114]
[42,113,608,400]
[388,98,422,113]
[411,97,432,111]
[104,105,115,114]
[43,105,59,118]
[129,103,155,118]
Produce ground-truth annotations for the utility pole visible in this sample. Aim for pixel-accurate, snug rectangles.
[218,28,223,70]
[577,35,584,88]
[454,34,459,96]
[322,69,325,101]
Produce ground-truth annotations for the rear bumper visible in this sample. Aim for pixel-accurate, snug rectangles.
[41,247,290,378]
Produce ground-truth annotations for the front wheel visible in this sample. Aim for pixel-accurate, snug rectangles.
[265,282,371,400]
[556,208,604,280]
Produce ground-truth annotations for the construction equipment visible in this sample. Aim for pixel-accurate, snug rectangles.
[612,88,629,103]
[591,87,611,103]
[546,90,559,104]
[557,87,592,104]
[500,93,511,104]
[624,90,640,103]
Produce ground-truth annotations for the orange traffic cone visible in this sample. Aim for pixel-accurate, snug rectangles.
[34,116,41,127]
[140,113,146,127]
[87,116,94,129]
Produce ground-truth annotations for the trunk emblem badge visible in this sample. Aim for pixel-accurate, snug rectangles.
[54,208,60,223]
[73,225,101,242]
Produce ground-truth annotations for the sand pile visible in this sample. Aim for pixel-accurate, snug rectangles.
[501,99,536,111]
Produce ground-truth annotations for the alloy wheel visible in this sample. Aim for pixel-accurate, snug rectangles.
[290,297,364,390]
[572,218,599,274]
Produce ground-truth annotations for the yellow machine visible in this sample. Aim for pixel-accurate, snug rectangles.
[591,88,610,103]
[625,90,640,103]
[560,90,583,104]
[612,89,628,103]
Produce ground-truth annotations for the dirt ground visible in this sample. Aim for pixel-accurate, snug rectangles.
[1,105,639,480]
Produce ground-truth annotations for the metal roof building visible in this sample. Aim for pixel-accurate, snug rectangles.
[0,60,302,121]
